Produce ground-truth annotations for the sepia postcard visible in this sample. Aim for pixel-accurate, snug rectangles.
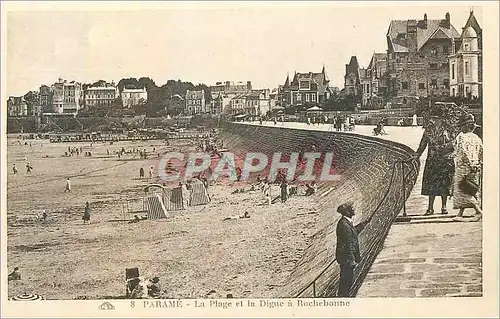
[1,1,498,318]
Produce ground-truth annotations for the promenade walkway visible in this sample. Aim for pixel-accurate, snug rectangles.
[243,121,482,297]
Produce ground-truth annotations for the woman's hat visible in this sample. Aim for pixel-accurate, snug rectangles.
[458,113,478,127]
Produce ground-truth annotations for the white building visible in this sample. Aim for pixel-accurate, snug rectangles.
[52,78,83,114]
[85,83,118,107]
[449,26,481,98]
[185,90,207,114]
[121,87,148,108]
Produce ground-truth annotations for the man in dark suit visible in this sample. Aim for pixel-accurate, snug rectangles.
[336,202,361,297]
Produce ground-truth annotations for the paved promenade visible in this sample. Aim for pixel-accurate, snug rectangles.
[244,121,483,297]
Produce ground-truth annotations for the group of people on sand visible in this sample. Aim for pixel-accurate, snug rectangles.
[252,174,319,205]
[139,167,155,180]
[11,162,33,175]
[126,269,162,299]
[415,110,483,222]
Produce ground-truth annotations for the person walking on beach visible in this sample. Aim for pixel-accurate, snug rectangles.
[65,178,71,193]
[149,166,154,180]
[26,162,33,174]
[180,182,191,208]
[280,179,288,203]
[12,164,18,174]
[139,167,145,179]
[336,202,360,298]
[263,180,272,205]
[452,113,483,222]
[415,108,455,215]
[82,202,91,225]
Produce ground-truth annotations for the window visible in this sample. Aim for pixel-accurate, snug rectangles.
[430,63,438,69]
[296,93,302,101]
[402,82,409,90]
[465,61,469,75]
[299,80,310,90]
[431,79,437,89]
[443,79,450,89]
[312,94,316,101]
[443,45,449,54]
[305,94,310,102]
[452,88,456,96]
[430,47,438,55]
[464,43,470,51]
[466,86,470,95]
[452,63,455,79]
[419,83,425,90]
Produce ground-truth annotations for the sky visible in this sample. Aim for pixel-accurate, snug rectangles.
[5,2,483,96]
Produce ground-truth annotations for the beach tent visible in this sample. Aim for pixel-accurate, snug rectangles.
[163,186,184,211]
[189,179,211,206]
[306,106,323,111]
[145,194,168,219]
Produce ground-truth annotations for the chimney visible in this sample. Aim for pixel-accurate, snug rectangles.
[424,13,427,21]
[443,12,451,29]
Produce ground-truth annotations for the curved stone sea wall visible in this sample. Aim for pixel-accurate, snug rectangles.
[219,122,420,297]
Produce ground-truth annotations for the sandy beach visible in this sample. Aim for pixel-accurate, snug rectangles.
[6,136,329,299]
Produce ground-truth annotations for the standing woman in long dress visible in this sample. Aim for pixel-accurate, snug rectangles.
[412,113,418,127]
[82,202,90,225]
[453,114,483,222]
[415,108,455,215]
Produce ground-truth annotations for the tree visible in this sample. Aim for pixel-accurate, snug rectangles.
[117,78,140,91]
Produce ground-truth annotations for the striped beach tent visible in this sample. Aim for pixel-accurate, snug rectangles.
[163,186,184,211]
[145,194,168,219]
[190,179,210,206]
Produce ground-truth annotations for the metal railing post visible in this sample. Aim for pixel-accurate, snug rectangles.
[402,161,407,217]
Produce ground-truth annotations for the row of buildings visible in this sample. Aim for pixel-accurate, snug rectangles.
[343,10,482,109]
[7,10,482,117]
[7,79,148,117]
[183,81,276,116]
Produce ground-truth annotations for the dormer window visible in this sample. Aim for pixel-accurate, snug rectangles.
[464,43,470,51]
[299,80,310,90]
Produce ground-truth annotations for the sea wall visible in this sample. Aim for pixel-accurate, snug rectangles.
[219,122,419,297]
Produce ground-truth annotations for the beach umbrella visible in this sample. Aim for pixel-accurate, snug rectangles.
[9,293,45,301]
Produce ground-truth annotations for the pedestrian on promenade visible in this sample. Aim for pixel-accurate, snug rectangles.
[13,164,18,174]
[412,113,418,127]
[452,113,483,222]
[65,178,71,192]
[139,167,145,179]
[336,202,360,297]
[82,202,91,225]
[415,108,455,215]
